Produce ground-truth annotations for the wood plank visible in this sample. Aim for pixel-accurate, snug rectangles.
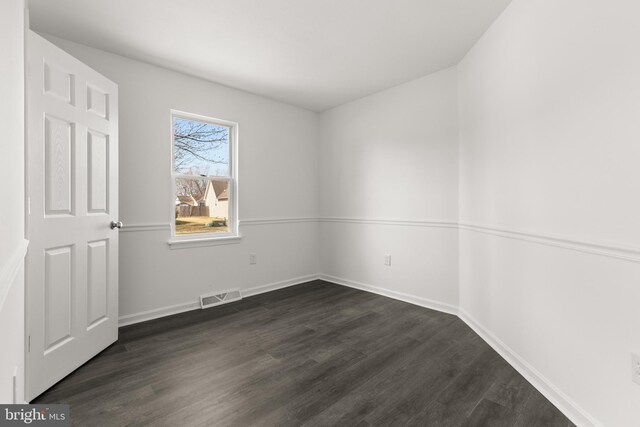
[33,280,574,427]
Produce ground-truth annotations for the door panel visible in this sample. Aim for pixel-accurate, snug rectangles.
[44,246,73,351]
[86,85,108,119]
[43,61,74,103]
[27,31,119,401]
[44,116,74,215]
[87,130,109,213]
[87,240,108,327]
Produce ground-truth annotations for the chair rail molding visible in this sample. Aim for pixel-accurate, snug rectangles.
[122,218,320,232]
[459,221,640,264]
[119,218,639,263]
[120,223,171,232]
[240,217,319,226]
[319,217,459,228]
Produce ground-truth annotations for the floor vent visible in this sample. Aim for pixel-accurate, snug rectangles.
[200,289,242,309]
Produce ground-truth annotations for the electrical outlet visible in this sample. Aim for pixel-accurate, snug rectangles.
[249,253,257,265]
[384,254,391,266]
[632,353,640,386]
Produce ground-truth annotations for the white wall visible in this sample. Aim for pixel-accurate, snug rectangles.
[458,0,640,426]
[319,68,459,312]
[42,35,321,322]
[0,0,26,404]
[35,3,640,424]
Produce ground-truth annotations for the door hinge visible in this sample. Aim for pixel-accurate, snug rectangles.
[28,335,31,353]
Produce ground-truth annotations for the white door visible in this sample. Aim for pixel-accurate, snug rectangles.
[26,31,119,400]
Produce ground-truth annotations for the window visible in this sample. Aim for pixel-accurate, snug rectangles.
[170,111,238,242]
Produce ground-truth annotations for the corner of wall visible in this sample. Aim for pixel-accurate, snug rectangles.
[0,0,26,405]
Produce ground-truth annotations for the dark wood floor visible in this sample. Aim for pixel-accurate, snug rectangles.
[35,280,574,427]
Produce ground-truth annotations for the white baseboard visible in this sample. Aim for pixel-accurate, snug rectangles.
[118,300,201,327]
[118,274,320,327]
[242,274,320,297]
[458,309,602,427]
[319,274,458,316]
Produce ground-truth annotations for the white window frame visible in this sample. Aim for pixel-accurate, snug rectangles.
[168,110,239,247]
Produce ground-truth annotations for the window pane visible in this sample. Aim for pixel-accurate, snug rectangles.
[175,178,229,235]
[173,117,229,176]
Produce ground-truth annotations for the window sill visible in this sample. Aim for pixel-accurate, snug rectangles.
[167,234,242,250]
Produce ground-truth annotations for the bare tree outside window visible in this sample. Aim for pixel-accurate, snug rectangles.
[172,115,233,236]
[173,118,229,176]
[175,178,207,200]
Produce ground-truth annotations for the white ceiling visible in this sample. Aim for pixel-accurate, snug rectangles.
[29,0,512,111]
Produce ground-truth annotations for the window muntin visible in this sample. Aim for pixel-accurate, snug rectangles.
[171,111,237,239]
